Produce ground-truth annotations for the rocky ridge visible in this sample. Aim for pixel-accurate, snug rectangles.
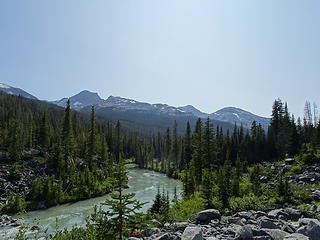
[137,208,320,240]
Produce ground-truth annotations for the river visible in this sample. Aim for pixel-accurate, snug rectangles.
[0,165,182,239]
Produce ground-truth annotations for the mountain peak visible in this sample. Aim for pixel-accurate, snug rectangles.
[211,107,270,129]
[178,105,208,118]
[0,83,37,100]
[53,90,104,109]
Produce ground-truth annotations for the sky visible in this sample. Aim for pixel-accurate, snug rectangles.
[0,0,319,118]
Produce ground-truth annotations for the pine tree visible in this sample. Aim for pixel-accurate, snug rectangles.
[165,128,171,175]
[203,118,215,169]
[88,106,96,169]
[8,120,22,162]
[171,120,179,169]
[202,168,214,208]
[150,186,163,214]
[101,136,110,170]
[173,186,178,204]
[115,120,121,163]
[101,160,146,239]
[61,99,74,158]
[192,118,203,184]
[39,112,50,149]
[54,142,65,177]
[184,121,192,168]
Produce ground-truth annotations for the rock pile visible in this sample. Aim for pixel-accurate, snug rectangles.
[136,208,320,240]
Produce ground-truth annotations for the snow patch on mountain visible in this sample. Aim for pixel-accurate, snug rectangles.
[0,83,10,89]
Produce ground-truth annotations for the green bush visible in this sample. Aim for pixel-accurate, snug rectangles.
[291,184,314,203]
[169,192,204,222]
[229,193,276,212]
[4,194,26,214]
[286,164,303,176]
[9,164,23,179]
[239,176,253,196]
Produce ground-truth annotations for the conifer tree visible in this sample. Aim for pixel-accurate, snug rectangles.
[202,168,214,208]
[88,106,96,168]
[203,118,215,169]
[62,99,74,157]
[192,118,203,184]
[171,120,179,168]
[101,160,146,239]
[39,112,49,149]
[8,120,22,162]
[173,186,178,204]
[184,121,192,168]
[115,120,121,163]
[150,186,163,214]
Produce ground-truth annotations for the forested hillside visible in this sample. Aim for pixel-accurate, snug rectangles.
[1,92,320,240]
[0,91,139,213]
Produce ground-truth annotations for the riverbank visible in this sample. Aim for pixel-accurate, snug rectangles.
[0,166,182,239]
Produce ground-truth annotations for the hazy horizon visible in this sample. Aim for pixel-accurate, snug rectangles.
[1,0,320,118]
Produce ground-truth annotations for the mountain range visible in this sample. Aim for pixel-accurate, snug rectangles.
[0,83,38,100]
[0,83,270,131]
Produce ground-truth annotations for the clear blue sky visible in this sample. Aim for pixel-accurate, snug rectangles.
[1,1,319,117]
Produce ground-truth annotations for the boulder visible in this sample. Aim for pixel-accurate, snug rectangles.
[181,226,203,240]
[252,237,272,240]
[263,229,288,240]
[196,209,221,224]
[258,217,280,229]
[268,209,289,221]
[283,233,309,240]
[235,225,253,240]
[145,228,160,237]
[296,218,320,240]
[253,211,268,219]
[237,211,254,220]
[284,208,302,221]
[173,222,189,231]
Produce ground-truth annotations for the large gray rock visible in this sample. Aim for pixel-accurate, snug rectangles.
[145,228,161,237]
[263,229,288,240]
[296,218,320,240]
[196,209,221,224]
[235,225,253,240]
[181,226,203,240]
[284,208,303,221]
[259,217,280,229]
[268,209,289,221]
[173,222,189,231]
[283,233,309,240]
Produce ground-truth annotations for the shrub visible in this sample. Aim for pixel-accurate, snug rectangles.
[229,193,276,212]
[4,194,26,214]
[291,184,314,204]
[169,192,204,222]
[9,164,23,180]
